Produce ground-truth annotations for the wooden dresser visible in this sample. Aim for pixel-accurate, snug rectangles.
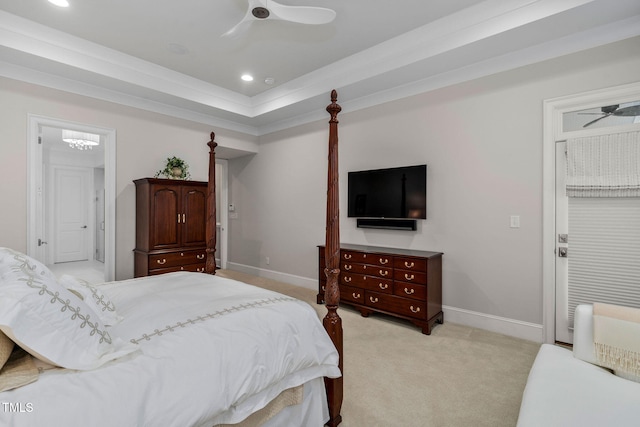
[318,244,443,334]
[133,178,207,277]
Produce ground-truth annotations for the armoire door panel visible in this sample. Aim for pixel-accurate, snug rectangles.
[182,188,207,246]
[151,186,180,248]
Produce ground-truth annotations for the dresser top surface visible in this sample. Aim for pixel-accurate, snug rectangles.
[319,243,442,258]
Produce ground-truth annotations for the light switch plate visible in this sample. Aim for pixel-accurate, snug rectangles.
[510,215,520,228]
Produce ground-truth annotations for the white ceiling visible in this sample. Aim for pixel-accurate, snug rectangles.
[1,0,639,136]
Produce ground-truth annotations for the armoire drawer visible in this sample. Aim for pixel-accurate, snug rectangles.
[149,249,206,269]
[149,262,206,275]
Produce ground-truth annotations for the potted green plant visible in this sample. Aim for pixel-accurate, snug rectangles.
[155,156,191,180]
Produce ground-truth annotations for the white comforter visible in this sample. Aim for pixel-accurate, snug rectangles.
[0,272,340,427]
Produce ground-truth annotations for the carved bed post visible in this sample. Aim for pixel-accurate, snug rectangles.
[324,89,343,427]
[206,132,218,275]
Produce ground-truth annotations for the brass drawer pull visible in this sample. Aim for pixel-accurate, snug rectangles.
[405,273,415,281]
[352,292,361,299]
[197,254,205,260]
[410,305,421,313]
[156,259,167,265]
[379,283,388,290]
[404,287,415,295]
[344,276,352,283]
[177,214,181,224]
[379,258,389,265]
[197,268,204,272]
[180,266,184,270]
[405,261,415,268]
[321,285,326,291]
[344,264,352,270]
[379,270,389,277]
[344,254,352,260]
[369,296,379,303]
[182,213,186,223]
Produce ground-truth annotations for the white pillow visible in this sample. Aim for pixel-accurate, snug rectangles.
[58,274,122,326]
[0,248,137,370]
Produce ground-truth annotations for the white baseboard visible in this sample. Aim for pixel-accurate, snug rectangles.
[226,263,544,343]
[443,305,543,343]
[226,262,318,291]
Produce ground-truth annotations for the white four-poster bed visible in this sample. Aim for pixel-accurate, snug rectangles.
[0,91,344,426]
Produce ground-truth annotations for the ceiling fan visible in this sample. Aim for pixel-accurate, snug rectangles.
[582,104,640,128]
[222,0,336,37]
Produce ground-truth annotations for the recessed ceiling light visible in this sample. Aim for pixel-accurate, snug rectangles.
[48,0,70,7]
[241,74,254,82]
[166,42,189,55]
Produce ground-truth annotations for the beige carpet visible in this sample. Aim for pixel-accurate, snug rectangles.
[217,270,540,427]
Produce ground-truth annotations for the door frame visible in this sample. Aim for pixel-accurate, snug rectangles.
[27,114,117,281]
[216,158,228,270]
[542,81,640,343]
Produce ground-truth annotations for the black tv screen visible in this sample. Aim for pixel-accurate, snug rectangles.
[348,165,426,219]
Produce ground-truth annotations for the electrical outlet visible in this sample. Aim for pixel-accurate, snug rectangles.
[266,257,270,265]
[510,215,520,228]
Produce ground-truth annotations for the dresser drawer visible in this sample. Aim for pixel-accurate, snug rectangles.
[366,253,393,267]
[394,269,427,285]
[394,282,426,301]
[365,291,427,320]
[341,273,393,293]
[340,284,364,304]
[342,262,392,279]
[149,249,206,269]
[340,250,368,264]
[149,262,206,275]
[393,257,427,272]
[359,276,393,294]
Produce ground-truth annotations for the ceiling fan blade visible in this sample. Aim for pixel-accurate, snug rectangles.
[268,1,336,25]
[612,105,640,117]
[221,8,255,37]
[583,114,612,128]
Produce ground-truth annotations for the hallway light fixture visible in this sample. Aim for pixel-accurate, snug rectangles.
[62,130,100,150]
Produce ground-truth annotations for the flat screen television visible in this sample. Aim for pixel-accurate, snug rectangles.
[347,165,427,220]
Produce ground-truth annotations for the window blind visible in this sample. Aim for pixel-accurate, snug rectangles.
[566,131,640,197]
[567,197,640,325]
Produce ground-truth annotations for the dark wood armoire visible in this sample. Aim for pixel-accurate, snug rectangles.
[133,178,207,277]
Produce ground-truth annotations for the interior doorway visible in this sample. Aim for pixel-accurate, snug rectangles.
[27,115,116,283]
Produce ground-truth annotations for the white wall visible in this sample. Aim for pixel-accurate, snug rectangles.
[0,78,257,279]
[227,36,640,340]
[1,36,638,341]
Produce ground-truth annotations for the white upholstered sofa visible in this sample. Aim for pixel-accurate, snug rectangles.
[517,304,640,427]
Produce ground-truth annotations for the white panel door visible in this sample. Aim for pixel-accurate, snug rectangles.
[54,167,90,263]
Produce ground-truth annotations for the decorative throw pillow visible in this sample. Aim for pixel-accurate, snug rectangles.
[0,330,14,370]
[58,274,122,326]
[0,248,137,370]
[0,347,39,392]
